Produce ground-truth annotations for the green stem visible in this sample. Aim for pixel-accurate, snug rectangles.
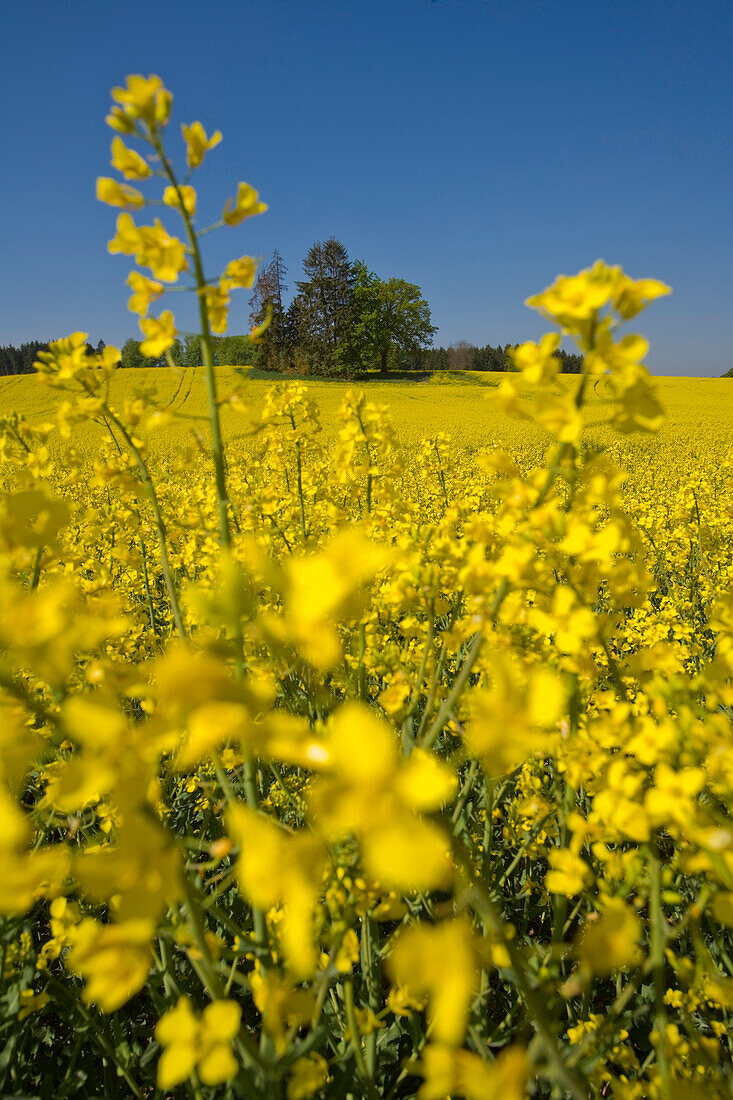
[185,950,267,1075]
[357,621,368,701]
[46,976,144,1099]
[209,762,265,948]
[152,134,231,552]
[181,876,268,1078]
[102,407,186,639]
[453,840,589,1100]
[289,411,307,542]
[495,810,555,889]
[309,950,336,1029]
[413,636,446,742]
[342,978,379,1099]
[401,602,434,726]
[29,545,43,590]
[451,759,479,833]
[419,626,484,751]
[181,871,225,997]
[433,439,449,510]
[356,411,374,516]
[138,533,159,636]
[360,913,380,1079]
[649,841,671,1099]
[242,760,268,947]
[156,935,181,1000]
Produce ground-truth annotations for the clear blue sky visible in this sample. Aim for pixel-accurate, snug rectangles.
[2,0,731,375]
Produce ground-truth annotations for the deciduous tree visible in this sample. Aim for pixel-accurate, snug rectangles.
[346,262,436,373]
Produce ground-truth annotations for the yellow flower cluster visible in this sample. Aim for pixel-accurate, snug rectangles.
[97,74,266,360]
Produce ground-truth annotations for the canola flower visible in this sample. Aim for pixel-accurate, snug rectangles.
[1,74,733,1100]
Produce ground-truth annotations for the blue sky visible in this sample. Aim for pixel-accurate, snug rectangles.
[2,0,731,374]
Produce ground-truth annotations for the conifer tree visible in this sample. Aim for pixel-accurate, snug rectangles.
[291,237,356,374]
[249,249,289,370]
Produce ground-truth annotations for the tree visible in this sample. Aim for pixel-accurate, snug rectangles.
[183,335,201,369]
[556,349,583,373]
[120,337,146,369]
[345,262,436,374]
[426,346,450,371]
[485,344,509,371]
[291,238,356,374]
[212,334,254,366]
[249,249,289,370]
[0,342,55,375]
[169,338,184,367]
[120,337,165,369]
[446,340,475,372]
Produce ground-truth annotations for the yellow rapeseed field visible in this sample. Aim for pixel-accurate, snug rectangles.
[3,73,733,1100]
[4,366,733,454]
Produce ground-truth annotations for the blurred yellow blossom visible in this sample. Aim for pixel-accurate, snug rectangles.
[155,996,241,1089]
[110,137,152,180]
[223,182,268,225]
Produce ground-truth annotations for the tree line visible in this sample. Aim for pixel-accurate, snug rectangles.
[423,340,583,374]
[0,340,107,377]
[1,240,583,376]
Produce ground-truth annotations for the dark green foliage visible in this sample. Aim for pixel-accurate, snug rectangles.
[168,338,184,368]
[289,238,357,375]
[211,334,257,366]
[182,334,201,369]
[557,349,583,373]
[119,337,151,370]
[341,262,436,374]
[0,341,56,376]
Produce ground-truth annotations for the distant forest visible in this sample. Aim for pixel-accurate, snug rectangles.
[0,340,107,377]
[421,342,583,375]
[2,238,584,377]
[0,336,584,377]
